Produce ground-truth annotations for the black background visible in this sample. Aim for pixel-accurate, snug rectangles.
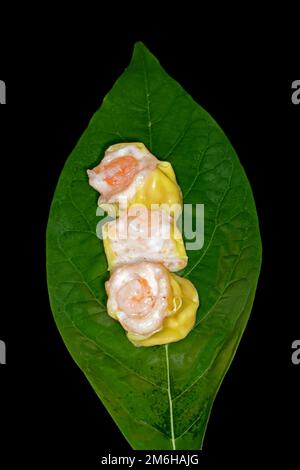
[0,17,299,467]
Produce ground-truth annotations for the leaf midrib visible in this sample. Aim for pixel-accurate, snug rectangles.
[141,52,176,449]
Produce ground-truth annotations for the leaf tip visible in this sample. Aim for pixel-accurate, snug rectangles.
[131,41,159,69]
[132,41,148,59]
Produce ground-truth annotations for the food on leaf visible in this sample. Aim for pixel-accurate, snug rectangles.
[87,142,182,215]
[102,206,188,272]
[105,261,199,347]
[47,42,262,451]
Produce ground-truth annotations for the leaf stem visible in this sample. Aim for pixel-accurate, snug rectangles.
[165,344,176,450]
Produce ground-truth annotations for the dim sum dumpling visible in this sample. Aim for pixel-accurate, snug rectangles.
[105,262,199,347]
[87,142,182,215]
[102,206,187,272]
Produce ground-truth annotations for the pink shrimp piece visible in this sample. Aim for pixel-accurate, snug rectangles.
[106,262,170,337]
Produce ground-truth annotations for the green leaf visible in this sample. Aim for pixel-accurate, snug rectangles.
[46,42,262,450]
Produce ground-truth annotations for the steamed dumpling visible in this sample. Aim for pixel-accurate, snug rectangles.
[105,261,199,347]
[102,206,187,272]
[87,142,182,215]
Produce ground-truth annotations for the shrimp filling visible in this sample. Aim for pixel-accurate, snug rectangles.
[103,207,188,271]
[117,277,155,315]
[97,156,138,195]
[106,262,170,337]
[87,143,158,204]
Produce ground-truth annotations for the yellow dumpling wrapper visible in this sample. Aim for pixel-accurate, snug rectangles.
[102,209,188,272]
[127,274,199,347]
[130,161,182,213]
